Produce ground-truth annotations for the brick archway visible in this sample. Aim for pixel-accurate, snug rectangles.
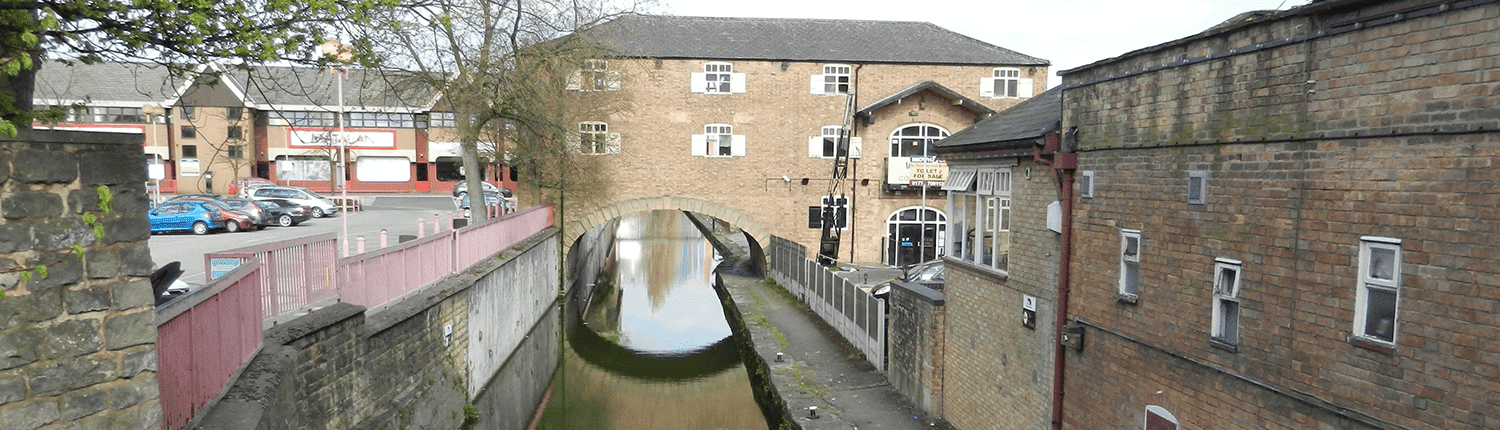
[562,196,771,253]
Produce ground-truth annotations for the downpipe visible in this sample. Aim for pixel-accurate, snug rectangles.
[1034,131,1076,430]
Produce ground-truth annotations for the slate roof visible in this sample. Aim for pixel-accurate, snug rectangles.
[936,86,1061,150]
[857,81,995,117]
[33,61,439,112]
[579,14,1049,66]
[222,66,438,112]
[33,61,187,104]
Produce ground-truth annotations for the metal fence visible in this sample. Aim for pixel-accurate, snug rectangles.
[156,259,265,430]
[766,236,887,370]
[162,205,555,429]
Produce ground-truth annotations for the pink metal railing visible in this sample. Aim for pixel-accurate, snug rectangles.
[204,233,339,321]
[455,205,553,269]
[338,231,456,310]
[163,206,553,429]
[157,259,265,430]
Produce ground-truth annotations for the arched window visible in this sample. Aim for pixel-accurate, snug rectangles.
[889,124,949,158]
[886,206,947,266]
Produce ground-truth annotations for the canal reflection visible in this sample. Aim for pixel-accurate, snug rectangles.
[540,211,767,429]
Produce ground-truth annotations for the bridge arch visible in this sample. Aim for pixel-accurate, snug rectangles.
[562,196,772,254]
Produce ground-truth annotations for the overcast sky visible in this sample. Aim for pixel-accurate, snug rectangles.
[660,0,1313,89]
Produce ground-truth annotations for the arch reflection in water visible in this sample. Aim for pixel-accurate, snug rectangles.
[540,211,766,429]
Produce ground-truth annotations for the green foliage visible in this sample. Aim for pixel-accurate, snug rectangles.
[461,404,479,430]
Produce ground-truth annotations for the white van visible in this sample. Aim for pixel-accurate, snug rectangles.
[249,186,340,218]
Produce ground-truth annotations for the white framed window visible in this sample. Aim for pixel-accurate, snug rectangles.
[692,62,744,94]
[1080,171,1095,198]
[889,124,949,158]
[980,67,1033,99]
[430,112,456,128]
[808,194,849,230]
[808,126,860,159]
[1211,258,1243,348]
[573,121,620,155]
[567,59,620,91]
[691,124,745,158]
[946,167,1013,271]
[1354,237,1401,345]
[1120,229,1142,299]
[885,207,947,266]
[810,64,851,95]
[1188,170,1207,205]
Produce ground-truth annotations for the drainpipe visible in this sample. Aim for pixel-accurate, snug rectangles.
[847,63,863,265]
[1034,128,1076,430]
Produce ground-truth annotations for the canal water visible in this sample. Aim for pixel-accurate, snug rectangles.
[538,211,768,429]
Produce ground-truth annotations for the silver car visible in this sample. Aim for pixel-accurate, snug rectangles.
[248,186,340,218]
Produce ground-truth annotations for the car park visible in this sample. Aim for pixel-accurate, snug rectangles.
[171,198,257,232]
[219,198,270,228]
[228,177,276,197]
[148,201,226,235]
[254,199,312,227]
[248,186,339,218]
[451,181,511,199]
[457,192,501,219]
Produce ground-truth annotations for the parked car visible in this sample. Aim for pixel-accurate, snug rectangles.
[457,192,500,219]
[148,201,226,235]
[451,181,511,199]
[248,186,339,218]
[219,198,269,228]
[254,199,312,227]
[171,198,257,232]
[228,177,276,197]
[165,193,225,202]
[869,260,946,300]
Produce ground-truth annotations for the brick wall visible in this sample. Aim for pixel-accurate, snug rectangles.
[0,129,160,429]
[887,282,945,417]
[1060,1,1499,428]
[566,57,1046,265]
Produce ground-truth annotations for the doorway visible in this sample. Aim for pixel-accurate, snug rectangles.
[885,206,946,267]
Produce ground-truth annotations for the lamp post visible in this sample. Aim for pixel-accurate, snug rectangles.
[320,39,353,256]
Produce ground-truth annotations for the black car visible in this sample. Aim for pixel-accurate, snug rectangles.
[255,199,313,227]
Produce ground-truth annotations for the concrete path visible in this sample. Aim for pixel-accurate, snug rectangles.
[712,228,947,430]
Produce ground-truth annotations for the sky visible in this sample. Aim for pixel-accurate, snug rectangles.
[660,0,1313,89]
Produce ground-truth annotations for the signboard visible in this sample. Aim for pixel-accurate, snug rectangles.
[908,160,948,188]
[289,129,397,148]
[886,156,948,188]
[209,258,242,280]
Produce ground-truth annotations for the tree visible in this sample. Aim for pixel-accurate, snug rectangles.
[350,0,646,221]
[0,0,394,136]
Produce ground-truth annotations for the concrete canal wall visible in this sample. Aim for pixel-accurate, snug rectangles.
[196,230,560,430]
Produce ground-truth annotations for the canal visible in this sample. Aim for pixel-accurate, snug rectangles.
[537,211,769,429]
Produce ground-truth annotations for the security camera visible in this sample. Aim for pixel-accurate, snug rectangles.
[782,175,791,183]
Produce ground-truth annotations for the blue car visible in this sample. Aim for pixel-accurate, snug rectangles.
[148,201,226,235]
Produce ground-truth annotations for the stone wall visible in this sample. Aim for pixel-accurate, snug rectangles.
[886,282,945,418]
[0,129,160,429]
[195,230,560,430]
[1059,1,1500,429]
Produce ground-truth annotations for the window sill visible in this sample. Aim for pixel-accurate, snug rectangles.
[1349,336,1396,355]
[1114,293,1138,305]
[1209,337,1238,353]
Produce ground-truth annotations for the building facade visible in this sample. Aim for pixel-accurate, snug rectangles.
[1057,0,1499,429]
[33,62,516,197]
[565,15,1049,265]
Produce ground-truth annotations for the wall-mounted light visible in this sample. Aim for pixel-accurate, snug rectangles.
[800,178,809,185]
[860,179,870,186]
[1029,66,1037,74]
[780,61,789,71]
[654,58,662,68]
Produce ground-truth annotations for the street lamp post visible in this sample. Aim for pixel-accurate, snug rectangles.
[320,39,353,256]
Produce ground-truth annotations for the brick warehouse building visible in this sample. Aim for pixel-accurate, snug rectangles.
[33,62,518,196]
[1052,0,1499,429]
[558,14,1048,266]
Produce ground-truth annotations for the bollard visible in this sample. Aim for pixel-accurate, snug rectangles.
[380,229,388,248]
[446,212,454,230]
[418,219,426,238]
[433,214,440,234]
[342,237,349,258]
[357,236,365,254]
